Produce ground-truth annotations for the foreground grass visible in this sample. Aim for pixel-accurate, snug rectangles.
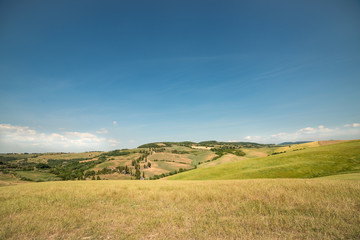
[1,179,359,239]
[169,140,360,180]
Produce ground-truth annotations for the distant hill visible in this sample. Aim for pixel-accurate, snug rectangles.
[138,140,276,149]
[278,141,312,145]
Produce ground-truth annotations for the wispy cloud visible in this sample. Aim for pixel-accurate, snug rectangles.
[108,139,121,147]
[96,128,108,134]
[113,121,118,126]
[244,136,262,141]
[344,123,360,128]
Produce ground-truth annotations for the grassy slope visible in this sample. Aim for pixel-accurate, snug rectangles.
[168,140,360,180]
[0,173,27,187]
[29,152,102,163]
[14,171,60,182]
[198,147,273,169]
[318,172,360,180]
[197,153,245,168]
[1,180,359,240]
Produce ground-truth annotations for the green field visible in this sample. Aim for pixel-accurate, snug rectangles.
[14,171,61,182]
[318,172,360,180]
[168,140,360,180]
[0,173,27,187]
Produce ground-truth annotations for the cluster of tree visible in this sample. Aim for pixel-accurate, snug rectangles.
[211,146,246,157]
[103,149,131,157]
[115,165,130,174]
[171,149,189,154]
[177,141,196,147]
[0,153,39,162]
[197,141,276,148]
[0,158,58,173]
[152,148,165,153]
[48,156,106,180]
[138,142,175,148]
[138,141,197,148]
[137,140,277,150]
[271,151,286,155]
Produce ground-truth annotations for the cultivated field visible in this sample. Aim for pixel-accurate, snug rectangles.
[1,179,359,240]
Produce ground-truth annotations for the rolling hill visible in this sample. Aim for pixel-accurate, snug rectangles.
[168,140,360,180]
[1,140,360,239]
[0,141,276,182]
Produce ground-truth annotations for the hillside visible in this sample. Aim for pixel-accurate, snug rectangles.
[168,140,360,180]
[2,140,359,183]
[0,141,276,182]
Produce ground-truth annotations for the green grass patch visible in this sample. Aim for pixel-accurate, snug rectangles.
[317,172,360,180]
[14,171,60,182]
[95,161,116,169]
[187,150,216,165]
[169,140,360,180]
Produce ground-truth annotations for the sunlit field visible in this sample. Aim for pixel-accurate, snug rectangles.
[1,179,359,240]
[169,140,360,180]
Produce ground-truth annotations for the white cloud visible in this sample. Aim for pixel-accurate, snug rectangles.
[296,125,334,135]
[345,123,360,128]
[244,136,262,141]
[113,121,118,126]
[227,140,239,142]
[242,124,358,144]
[0,123,107,153]
[108,139,121,147]
[266,124,358,143]
[296,127,315,134]
[129,139,135,143]
[96,128,108,134]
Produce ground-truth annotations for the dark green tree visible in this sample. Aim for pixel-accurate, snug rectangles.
[135,169,141,180]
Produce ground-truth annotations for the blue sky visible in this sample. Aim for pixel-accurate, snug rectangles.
[1,0,360,152]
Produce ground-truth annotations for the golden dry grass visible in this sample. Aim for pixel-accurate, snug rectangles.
[148,152,192,164]
[96,173,132,180]
[1,179,359,240]
[29,152,102,163]
[318,140,349,146]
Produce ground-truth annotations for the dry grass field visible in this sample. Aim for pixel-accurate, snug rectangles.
[1,179,359,240]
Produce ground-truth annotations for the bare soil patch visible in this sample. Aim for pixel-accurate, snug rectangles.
[318,140,349,146]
